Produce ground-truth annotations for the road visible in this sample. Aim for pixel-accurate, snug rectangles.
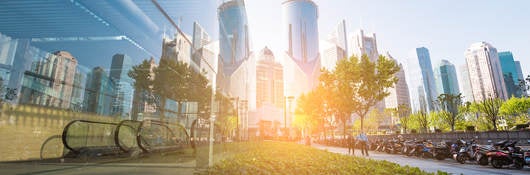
[314,144,530,175]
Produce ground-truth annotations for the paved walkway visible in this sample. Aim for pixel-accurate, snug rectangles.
[313,144,530,175]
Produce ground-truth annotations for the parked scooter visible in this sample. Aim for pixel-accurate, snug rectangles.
[487,140,525,169]
[432,141,452,160]
[455,139,479,164]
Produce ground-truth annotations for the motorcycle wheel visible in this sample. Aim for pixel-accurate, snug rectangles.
[491,158,503,169]
[514,159,524,170]
[477,156,488,166]
[457,154,466,164]
[435,153,445,160]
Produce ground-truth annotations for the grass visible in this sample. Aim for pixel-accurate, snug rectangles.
[209,141,448,175]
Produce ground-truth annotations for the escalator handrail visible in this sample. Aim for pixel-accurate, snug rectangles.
[114,120,142,153]
[136,119,190,153]
[62,119,118,154]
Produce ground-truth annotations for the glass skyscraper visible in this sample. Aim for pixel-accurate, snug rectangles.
[110,54,134,119]
[498,51,520,97]
[465,42,508,101]
[416,47,438,112]
[283,0,320,63]
[434,59,460,96]
[218,0,249,74]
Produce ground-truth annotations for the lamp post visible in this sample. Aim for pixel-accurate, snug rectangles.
[230,97,239,141]
[284,96,294,134]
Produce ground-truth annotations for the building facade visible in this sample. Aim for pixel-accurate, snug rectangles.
[218,0,249,75]
[384,52,411,110]
[458,64,474,102]
[498,51,520,97]
[256,47,284,109]
[415,47,438,112]
[434,59,460,96]
[349,29,378,62]
[110,54,134,119]
[464,42,508,101]
[282,0,321,98]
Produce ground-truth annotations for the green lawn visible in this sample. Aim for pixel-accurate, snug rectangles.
[209,142,447,175]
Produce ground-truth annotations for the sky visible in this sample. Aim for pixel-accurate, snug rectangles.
[244,0,530,78]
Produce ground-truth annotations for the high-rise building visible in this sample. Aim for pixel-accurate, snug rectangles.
[498,51,520,97]
[282,0,321,98]
[192,21,211,69]
[85,67,116,116]
[415,47,438,112]
[349,29,378,62]
[19,51,77,109]
[218,0,249,75]
[514,61,524,82]
[458,64,474,102]
[384,52,411,110]
[161,32,193,68]
[320,20,348,71]
[256,47,284,109]
[327,19,348,57]
[465,42,508,101]
[110,54,134,119]
[434,59,460,96]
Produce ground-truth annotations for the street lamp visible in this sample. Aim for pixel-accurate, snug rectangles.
[229,97,239,141]
[284,96,294,130]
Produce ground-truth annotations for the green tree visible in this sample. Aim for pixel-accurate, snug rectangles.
[128,59,154,120]
[410,111,430,133]
[472,97,504,131]
[319,69,352,138]
[436,93,463,132]
[294,91,325,136]
[334,55,399,132]
[215,91,237,141]
[500,97,530,127]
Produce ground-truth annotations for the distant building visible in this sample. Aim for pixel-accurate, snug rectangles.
[320,20,348,71]
[161,32,193,68]
[85,67,116,116]
[434,59,460,96]
[458,64,474,102]
[256,47,284,109]
[384,52,411,110]
[19,51,77,109]
[282,0,321,99]
[514,61,524,81]
[465,42,508,101]
[498,51,520,97]
[110,54,134,119]
[349,29,378,62]
[218,0,249,76]
[415,47,438,112]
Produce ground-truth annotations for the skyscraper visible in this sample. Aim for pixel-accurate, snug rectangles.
[256,47,284,109]
[161,32,193,68]
[465,42,508,101]
[192,21,211,68]
[415,47,438,112]
[349,29,378,62]
[434,59,460,96]
[498,51,520,97]
[320,20,348,71]
[384,52,411,110]
[218,0,249,75]
[514,61,524,82]
[458,64,474,102]
[282,0,321,98]
[110,54,134,119]
[85,66,116,116]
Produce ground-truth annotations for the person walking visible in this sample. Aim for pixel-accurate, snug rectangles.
[358,132,369,156]
[347,135,355,155]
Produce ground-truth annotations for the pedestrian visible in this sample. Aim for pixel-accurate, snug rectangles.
[347,134,355,155]
[358,132,369,156]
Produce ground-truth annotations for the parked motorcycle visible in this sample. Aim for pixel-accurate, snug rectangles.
[487,140,525,169]
[432,141,452,160]
[455,139,479,164]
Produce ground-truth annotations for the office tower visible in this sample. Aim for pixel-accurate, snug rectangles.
[498,52,520,97]
[415,47,438,112]
[110,54,134,119]
[458,64,474,102]
[434,59,460,96]
[161,32,193,68]
[349,29,378,62]
[85,67,116,116]
[256,47,284,109]
[218,0,249,75]
[321,20,348,71]
[514,61,524,83]
[465,42,508,101]
[282,0,321,98]
[192,21,211,69]
[384,52,411,110]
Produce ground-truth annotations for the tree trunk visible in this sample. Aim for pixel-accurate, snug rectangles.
[343,117,347,139]
[360,115,365,132]
[492,116,497,131]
